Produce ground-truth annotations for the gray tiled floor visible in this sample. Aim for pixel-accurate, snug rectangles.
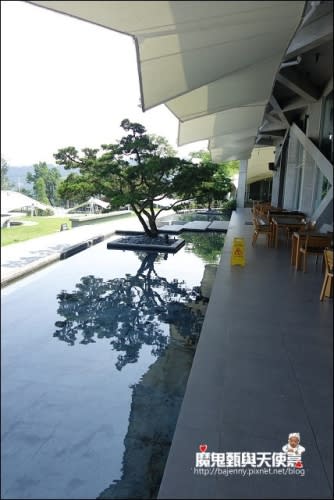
[158,209,333,499]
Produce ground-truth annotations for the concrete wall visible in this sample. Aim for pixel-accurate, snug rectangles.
[306,101,322,145]
[271,170,280,206]
[282,132,300,210]
[298,149,318,215]
[70,211,133,228]
[271,146,282,206]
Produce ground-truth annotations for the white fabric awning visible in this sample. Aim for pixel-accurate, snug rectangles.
[211,148,254,162]
[209,131,257,162]
[29,1,305,160]
[209,129,259,148]
[165,57,278,122]
[30,1,305,109]
[246,146,275,183]
[178,106,265,146]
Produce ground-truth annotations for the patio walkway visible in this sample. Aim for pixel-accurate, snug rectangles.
[158,208,333,499]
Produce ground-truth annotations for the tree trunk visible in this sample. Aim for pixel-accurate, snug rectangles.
[147,202,159,237]
[147,213,159,237]
[131,205,159,237]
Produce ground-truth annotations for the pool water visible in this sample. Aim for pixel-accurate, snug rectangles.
[1,232,224,499]
[157,209,231,226]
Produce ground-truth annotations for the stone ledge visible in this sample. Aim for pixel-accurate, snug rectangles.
[1,235,106,288]
[1,254,60,288]
[70,211,132,227]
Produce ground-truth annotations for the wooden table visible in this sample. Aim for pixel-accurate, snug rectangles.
[291,232,333,269]
[291,232,325,267]
[267,209,305,218]
[272,216,307,248]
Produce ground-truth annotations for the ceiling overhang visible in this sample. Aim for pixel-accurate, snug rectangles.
[29,1,306,161]
[178,106,265,146]
[165,57,278,122]
[246,147,275,184]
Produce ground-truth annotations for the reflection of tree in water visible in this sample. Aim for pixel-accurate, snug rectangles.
[183,232,225,263]
[54,252,204,370]
[97,254,218,499]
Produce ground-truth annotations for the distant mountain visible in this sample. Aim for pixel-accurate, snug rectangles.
[7,164,71,190]
[7,159,135,190]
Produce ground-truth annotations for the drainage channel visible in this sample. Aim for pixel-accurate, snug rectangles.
[60,235,105,259]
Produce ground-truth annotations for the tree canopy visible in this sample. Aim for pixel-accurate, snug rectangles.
[147,134,177,157]
[55,119,214,237]
[189,149,239,177]
[26,162,62,206]
[1,156,13,190]
[188,150,237,209]
[35,177,50,205]
[192,162,233,210]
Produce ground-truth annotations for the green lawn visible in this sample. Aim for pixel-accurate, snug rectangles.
[1,216,72,246]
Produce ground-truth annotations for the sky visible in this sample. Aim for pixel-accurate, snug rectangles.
[1,1,207,167]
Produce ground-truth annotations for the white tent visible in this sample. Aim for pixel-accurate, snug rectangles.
[153,197,183,208]
[1,190,53,214]
[67,197,110,214]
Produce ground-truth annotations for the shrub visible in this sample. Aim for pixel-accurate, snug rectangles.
[222,199,237,211]
[36,208,54,216]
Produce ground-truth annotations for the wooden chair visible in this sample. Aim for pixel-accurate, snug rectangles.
[297,234,332,272]
[320,249,333,301]
[253,202,271,215]
[252,216,272,247]
[286,219,316,246]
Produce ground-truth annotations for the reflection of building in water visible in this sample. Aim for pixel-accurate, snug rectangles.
[98,264,217,500]
[200,264,218,301]
[98,339,195,499]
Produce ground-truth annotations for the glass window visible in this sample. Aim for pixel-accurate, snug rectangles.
[313,167,331,212]
[319,90,333,163]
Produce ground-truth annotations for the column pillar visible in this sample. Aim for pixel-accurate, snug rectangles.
[236,160,248,208]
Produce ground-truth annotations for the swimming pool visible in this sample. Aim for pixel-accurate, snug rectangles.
[1,232,224,499]
[157,209,231,226]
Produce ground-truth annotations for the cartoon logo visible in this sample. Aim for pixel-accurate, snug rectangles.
[282,433,305,467]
